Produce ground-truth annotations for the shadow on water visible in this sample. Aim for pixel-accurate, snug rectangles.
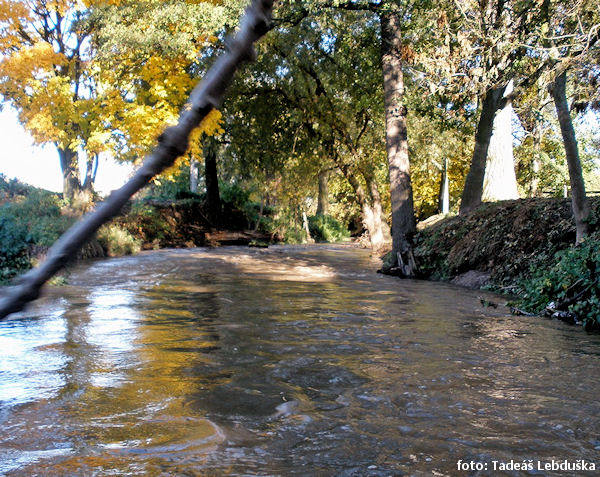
[1,244,599,475]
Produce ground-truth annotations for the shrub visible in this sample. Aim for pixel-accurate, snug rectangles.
[97,224,142,257]
[0,189,73,282]
[517,232,600,331]
[308,214,350,243]
[220,182,251,210]
[122,202,173,245]
[0,213,29,281]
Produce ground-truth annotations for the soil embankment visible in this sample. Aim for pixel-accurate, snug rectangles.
[411,197,600,329]
[414,197,599,290]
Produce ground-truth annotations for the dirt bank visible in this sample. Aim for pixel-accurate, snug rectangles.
[413,197,600,293]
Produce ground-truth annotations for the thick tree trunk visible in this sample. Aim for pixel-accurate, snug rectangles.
[551,70,590,243]
[316,169,330,216]
[482,81,519,202]
[380,9,416,275]
[57,147,82,202]
[204,141,221,226]
[459,86,505,215]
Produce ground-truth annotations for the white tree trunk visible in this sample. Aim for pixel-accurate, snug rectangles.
[482,81,519,202]
[190,158,200,193]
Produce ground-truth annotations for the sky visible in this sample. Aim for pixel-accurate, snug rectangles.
[0,108,133,196]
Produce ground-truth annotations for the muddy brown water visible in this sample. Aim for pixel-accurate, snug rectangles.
[0,244,599,476]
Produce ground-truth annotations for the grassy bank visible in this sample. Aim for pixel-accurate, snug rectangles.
[412,197,600,330]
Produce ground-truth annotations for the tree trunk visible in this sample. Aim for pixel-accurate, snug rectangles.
[57,146,81,202]
[302,210,314,243]
[204,141,221,226]
[482,81,519,202]
[459,86,506,215]
[364,169,391,249]
[83,153,98,192]
[529,125,542,197]
[550,70,590,243]
[339,164,387,251]
[190,158,200,193]
[380,9,416,275]
[439,157,450,214]
[316,169,330,216]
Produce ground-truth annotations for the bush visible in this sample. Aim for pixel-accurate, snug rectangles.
[0,173,31,200]
[517,232,600,331]
[122,202,175,245]
[0,189,73,282]
[97,224,142,257]
[0,213,30,281]
[218,182,249,209]
[308,214,350,243]
[283,226,308,244]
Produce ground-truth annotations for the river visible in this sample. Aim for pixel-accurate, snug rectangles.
[0,244,599,476]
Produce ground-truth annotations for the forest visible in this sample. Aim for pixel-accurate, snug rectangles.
[0,0,599,326]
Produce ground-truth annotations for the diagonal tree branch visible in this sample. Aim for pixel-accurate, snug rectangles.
[0,0,274,320]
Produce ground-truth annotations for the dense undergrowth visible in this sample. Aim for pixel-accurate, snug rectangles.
[308,214,351,243]
[413,197,600,330]
[0,177,74,282]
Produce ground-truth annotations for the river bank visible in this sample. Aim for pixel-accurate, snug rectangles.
[408,197,600,330]
[0,174,273,283]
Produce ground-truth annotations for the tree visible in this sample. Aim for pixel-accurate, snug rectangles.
[0,0,101,201]
[0,0,231,203]
[380,4,416,274]
[285,0,420,271]
[316,168,332,215]
[481,80,519,202]
[440,1,553,214]
[89,0,232,180]
[550,70,590,242]
[203,136,222,226]
[224,6,392,249]
[540,0,599,241]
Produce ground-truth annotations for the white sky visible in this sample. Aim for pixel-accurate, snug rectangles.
[0,107,133,196]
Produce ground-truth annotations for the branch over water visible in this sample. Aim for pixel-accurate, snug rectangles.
[0,0,274,320]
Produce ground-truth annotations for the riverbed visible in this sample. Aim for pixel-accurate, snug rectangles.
[1,244,599,475]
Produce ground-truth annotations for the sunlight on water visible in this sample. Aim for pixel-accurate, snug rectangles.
[0,245,599,475]
[87,290,139,343]
[0,306,67,405]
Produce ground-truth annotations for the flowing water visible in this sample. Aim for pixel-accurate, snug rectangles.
[0,244,599,476]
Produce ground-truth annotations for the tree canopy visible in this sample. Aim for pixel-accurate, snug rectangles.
[1,0,598,241]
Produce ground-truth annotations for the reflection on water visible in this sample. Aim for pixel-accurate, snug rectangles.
[1,244,599,475]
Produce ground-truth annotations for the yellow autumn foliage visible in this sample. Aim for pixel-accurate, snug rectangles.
[0,0,229,189]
